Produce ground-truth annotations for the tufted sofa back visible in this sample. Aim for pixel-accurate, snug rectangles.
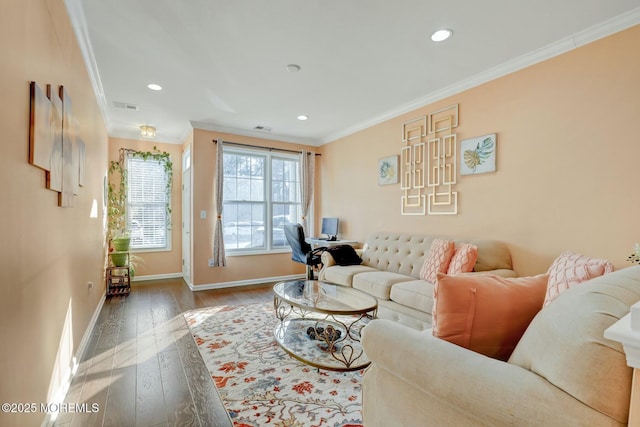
[360,232,513,279]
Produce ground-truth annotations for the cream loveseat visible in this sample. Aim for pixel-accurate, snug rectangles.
[318,232,516,330]
[360,266,640,426]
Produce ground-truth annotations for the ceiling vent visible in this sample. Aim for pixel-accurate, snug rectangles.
[113,101,139,110]
[253,125,272,132]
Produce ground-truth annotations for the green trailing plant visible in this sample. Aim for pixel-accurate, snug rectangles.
[107,146,173,243]
[128,253,143,278]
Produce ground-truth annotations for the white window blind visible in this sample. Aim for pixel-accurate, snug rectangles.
[126,155,169,250]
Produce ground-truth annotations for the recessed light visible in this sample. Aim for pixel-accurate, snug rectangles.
[297,115,308,121]
[286,64,301,73]
[431,29,453,42]
[147,83,163,91]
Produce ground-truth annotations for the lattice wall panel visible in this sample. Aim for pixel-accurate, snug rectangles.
[427,105,458,215]
[401,105,460,215]
[400,117,427,215]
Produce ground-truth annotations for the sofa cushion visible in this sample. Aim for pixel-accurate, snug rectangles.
[352,271,413,300]
[509,267,640,424]
[473,240,513,272]
[420,239,455,283]
[323,265,378,287]
[433,273,548,361]
[389,280,435,314]
[447,242,478,275]
[544,251,614,306]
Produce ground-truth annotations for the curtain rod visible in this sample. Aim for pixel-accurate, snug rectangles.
[213,139,321,156]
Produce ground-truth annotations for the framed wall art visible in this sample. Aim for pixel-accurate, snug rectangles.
[460,133,496,175]
[29,81,54,171]
[378,155,399,185]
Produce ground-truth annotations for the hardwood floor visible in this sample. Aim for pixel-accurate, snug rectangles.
[54,278,274,427]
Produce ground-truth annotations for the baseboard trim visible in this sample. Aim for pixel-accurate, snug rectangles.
[188,274,305,291]
[132,272,183,282]
[41,292,106,427]
[76,293,106,365]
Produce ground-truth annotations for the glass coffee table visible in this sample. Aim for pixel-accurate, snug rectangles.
[273,279,377,372]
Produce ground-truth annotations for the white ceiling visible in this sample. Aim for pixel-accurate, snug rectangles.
[67,0,640,145]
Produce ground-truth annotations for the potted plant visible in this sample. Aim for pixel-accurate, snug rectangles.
[107,154,132,268]
[110,251,129,267]
[112,235,131,252]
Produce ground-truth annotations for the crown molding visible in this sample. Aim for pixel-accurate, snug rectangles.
[190,121,321,146]
[321,7,640,145]
[64,0,112,134]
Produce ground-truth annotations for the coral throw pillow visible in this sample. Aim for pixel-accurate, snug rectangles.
[433,273,549,361]
[447,243,478,275]
[420,239,455,283]
[544,251,614,306]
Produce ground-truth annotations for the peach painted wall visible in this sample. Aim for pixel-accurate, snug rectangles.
[318,25,640,277]
[108,138,183,277]
[190,128,318,286]
[0,1,108,426]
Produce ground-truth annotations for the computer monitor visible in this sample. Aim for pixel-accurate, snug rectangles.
[321,217,339,240]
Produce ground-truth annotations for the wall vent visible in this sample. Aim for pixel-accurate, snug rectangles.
[113,101,139,110]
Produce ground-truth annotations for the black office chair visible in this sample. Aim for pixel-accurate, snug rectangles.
[284,223,325,279]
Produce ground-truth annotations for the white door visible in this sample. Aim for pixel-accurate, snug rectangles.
[182,149,192,285]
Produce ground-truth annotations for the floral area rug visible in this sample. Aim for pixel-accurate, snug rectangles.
[183,302,364,427]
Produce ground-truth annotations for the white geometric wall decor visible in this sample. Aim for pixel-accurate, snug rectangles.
[401,117,427,215]
[426,104,458,215]
[400,105,460,215]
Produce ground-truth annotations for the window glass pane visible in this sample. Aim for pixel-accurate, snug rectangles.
[250,178,264,201]
[223,177,237,200]
[272,158,284,181]
[282,160,295,182]
[251,157,264,176]
[237,178,251,200]
[223,154,238,176]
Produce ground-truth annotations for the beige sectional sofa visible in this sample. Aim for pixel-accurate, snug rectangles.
[360,265,640,426]
[318,232,516,330]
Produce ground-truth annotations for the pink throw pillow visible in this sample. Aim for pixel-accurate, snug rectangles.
[447,243,478,275]
[544,251,614,306]
[420,239,455,283]
[433,273,549,361]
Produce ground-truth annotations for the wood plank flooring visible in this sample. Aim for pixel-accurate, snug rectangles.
[54,278,273,427]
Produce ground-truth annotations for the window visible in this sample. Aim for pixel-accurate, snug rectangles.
[223,148,301,252]
[126,155,170,250]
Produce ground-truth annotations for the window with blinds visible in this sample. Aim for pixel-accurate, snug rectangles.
[126,155,170,250]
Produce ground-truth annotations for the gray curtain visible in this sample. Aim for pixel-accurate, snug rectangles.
[300,149,315,234]
[212,139,226,266]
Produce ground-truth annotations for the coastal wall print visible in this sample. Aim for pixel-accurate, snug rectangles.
[378,155,399,185]
[29,81,85,207]
[460,133,496,175]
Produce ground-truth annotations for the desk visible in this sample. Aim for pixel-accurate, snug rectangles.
[305,238,358,247]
